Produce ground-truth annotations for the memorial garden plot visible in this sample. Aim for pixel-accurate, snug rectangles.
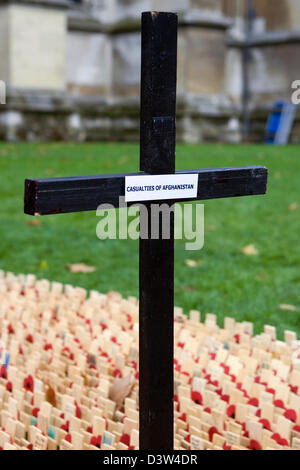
[0,271,300,450]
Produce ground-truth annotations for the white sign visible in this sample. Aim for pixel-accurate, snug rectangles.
[125,174,198,202]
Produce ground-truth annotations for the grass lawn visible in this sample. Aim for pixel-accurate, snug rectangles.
[0,142,299,339]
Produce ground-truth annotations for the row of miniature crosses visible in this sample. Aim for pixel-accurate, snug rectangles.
[0,270,299,450]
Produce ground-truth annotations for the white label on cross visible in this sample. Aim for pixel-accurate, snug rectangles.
[125,174,199,202]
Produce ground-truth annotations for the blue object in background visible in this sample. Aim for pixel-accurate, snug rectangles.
[265,101,297,145]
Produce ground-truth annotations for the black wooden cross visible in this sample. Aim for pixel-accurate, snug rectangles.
[24,12,267,450]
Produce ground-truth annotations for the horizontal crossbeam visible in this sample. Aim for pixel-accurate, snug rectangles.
[24,166,267,216]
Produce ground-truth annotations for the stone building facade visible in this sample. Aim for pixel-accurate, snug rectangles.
[0,0,299,142]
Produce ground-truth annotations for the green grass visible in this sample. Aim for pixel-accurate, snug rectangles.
[0,142,299,339]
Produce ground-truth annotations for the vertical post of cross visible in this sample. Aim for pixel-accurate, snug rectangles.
[139,12,178,450]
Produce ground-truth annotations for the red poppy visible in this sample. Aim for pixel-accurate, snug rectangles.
[61,421,69,432]
[90,435,102,448]
[255,409,261,417]
[182,371,190,377]
[0,365,7,380]
[113,369,122,378]
[32,408,40,418]
[234,334,240,343]
[284,409,297,422]
[226,405,235,418]
[120,433,130,446]
[247,397,259,407]
[204,407,211,414]
[87,426,93,434]
[209,379,219,388]
[191,390,203,405]
[23,375,34,392]
[65,434,72,443]
[223,443,231,450]
[26,334,34,344]
[75,401,81,419]
[44,343,53,351]
[266,388,275,395]
[6,381,12,392]
[293,425,300,433]
[249,439,262,450]
[289,385,298,394]
[208,426,219,442]
[274,399,285,409]
[7,324,15,335]
[271,433,289,446]
[259,418,271,431]
[179,413,187,422]
[221,394,230,403]
[220,364,230,375]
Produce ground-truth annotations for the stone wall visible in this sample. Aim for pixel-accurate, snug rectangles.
[0,4,9,84]
[252,0,300,32]
[224,0,300,142]
[67,31,111,96]
[249,44,299,105]
[111,32,141,97]
[0,0,299,143]
[0,1,67,91]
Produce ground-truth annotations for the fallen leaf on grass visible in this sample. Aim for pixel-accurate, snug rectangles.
[279,304,298,312]
[185,259,202,267]
[25,219,42,227]
[40,260,48,270]
[183,285,195,292]
[274,172,281,180]
[109,375,135,409]
[257,272,268,281]
[118,156,129,165]
[289,203,298,212]
[242,244,259,256]
[66,263,96,273]
[206,225,216,232]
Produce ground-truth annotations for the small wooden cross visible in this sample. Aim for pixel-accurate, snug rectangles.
[24,12,267,450]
